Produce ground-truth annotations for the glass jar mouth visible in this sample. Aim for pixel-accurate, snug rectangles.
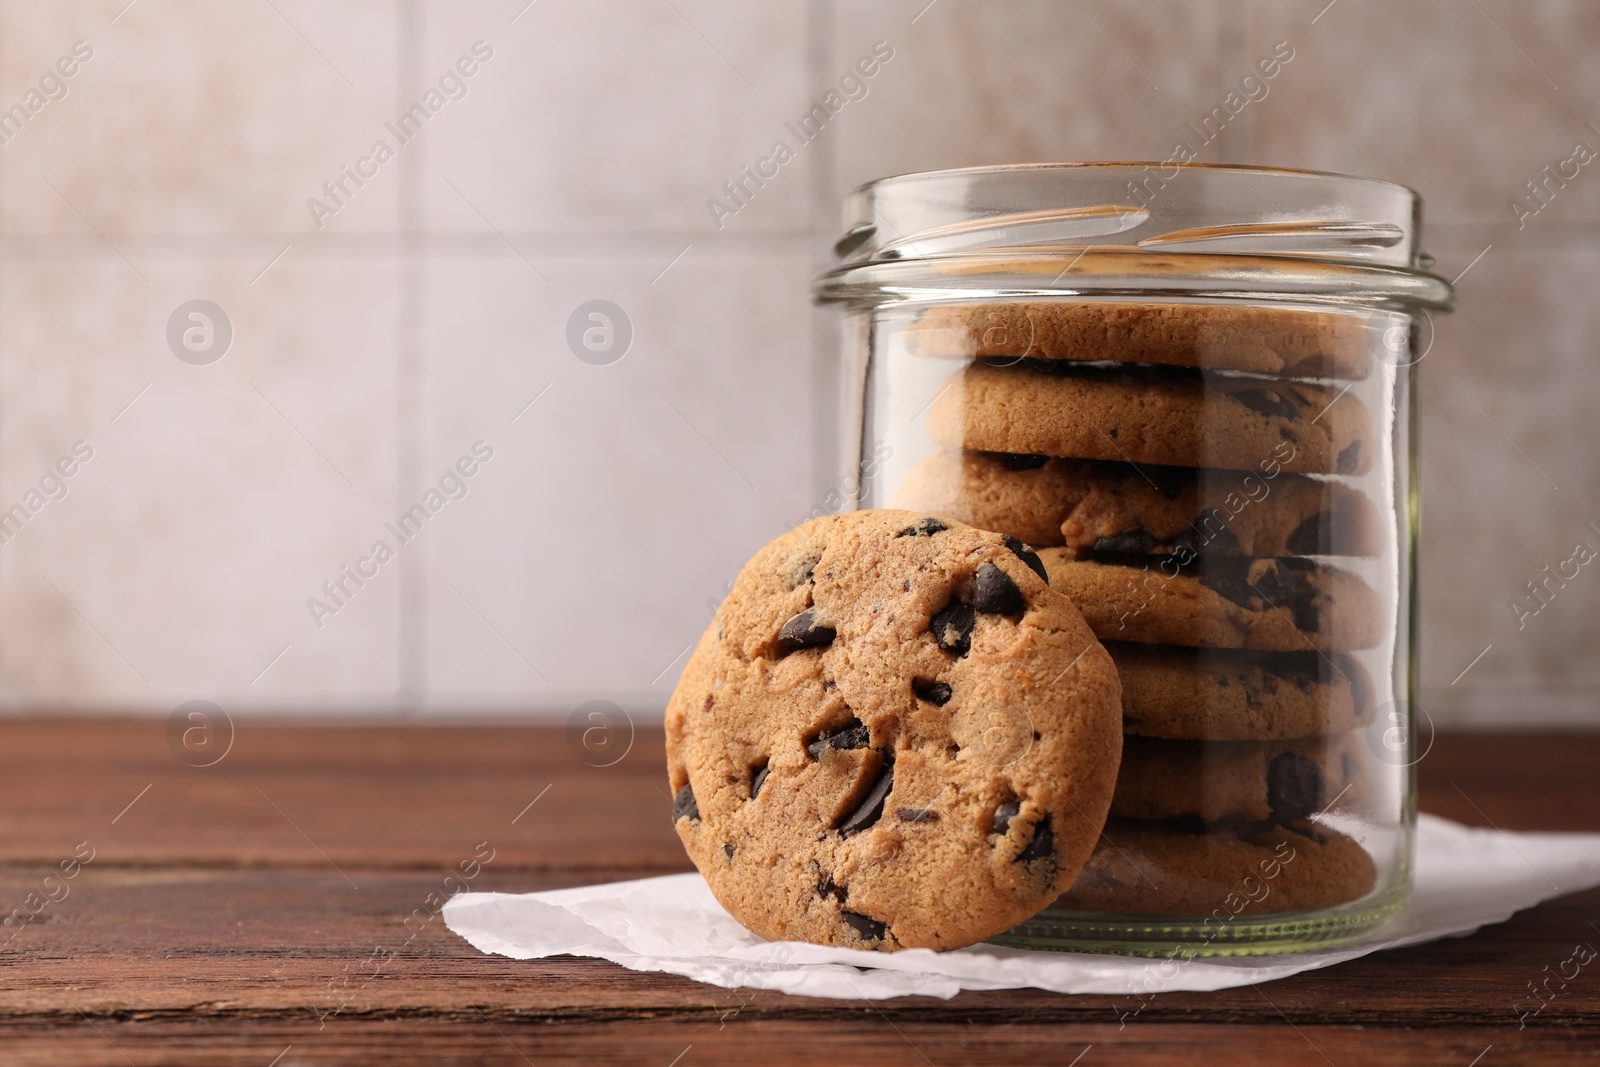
[818,162,1453,311]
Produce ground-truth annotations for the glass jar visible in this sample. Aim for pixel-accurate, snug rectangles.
[815,163,1453,956]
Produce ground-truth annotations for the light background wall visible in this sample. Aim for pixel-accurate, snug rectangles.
[0,0,1593,725]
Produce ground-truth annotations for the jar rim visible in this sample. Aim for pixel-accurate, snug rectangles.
[854,161,1423,200]
[818,162,1453,310]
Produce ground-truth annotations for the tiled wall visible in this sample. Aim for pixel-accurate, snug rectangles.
[0,0,1594,725]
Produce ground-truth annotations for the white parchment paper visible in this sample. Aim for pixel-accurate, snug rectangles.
[443,814,1600,1000]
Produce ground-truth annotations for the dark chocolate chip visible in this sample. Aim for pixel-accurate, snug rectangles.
[819,873,847,904]
[973,562,1025,615]
[1285,512,1327,555]
[1290,591,1322,633]
[749,762,770,799]
[723,842,735,859]
[911,678,953,706]
[672,783,699,823]
[1202,560,1295,609]
[896,517,948,537]
[1336,440,1362,474]
[841,909,887,941]
[930,598,975,656]
[838,761,894,837]
[1250,561,1296,605]
[1093,528,1161,555]
[1232,387,1301,420]
[1199,568,1258,608]
[992,800,1020,835]
[1016,814,1055,864]
[1140,463,1191,500]
[1001,534,1049,583]
[776,608,836,654]
[897,808,938,823]
[995,452,1051,472]
[1267,752,1324,822]
[806,719,871,759]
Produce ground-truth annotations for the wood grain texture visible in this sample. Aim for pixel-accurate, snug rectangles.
[0,721,1596,1065]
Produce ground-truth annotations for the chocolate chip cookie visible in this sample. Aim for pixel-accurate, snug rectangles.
[1110,733,1365,823]
[893,448,1381,557]
[1055,818,1378,916]
[927,361,1372,475]
[1037,552,1383,652]
[902,301,1374,379]
[665,510,1123,951]
[1108,643,1374,741]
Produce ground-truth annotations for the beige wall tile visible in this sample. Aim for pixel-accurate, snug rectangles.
[834,0,1224,189]
[0,0,1593,726]
[420,248,818,706]
[1247,0,1600,227]
[0,0,401,236]
[420,0,813,234]
[1417,236,1600,717]
[0,251,402,709]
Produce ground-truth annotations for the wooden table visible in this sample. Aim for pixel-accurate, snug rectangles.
[0,721,1595,1065]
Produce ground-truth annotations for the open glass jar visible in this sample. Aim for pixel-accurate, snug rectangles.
[815,163,1453,955]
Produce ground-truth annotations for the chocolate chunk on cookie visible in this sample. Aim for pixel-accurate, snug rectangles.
[665,510,1124,951]
[893,449,1381,557]
[1053,818,1377,916]
[1106,644,1375,741]
[1037,552,1383,652]
[776,609,836,653]
[902,301,1375,379]
[1110,733,1365,822]
[927,362,1371,475]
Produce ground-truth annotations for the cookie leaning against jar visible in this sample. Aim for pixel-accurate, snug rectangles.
[665,510,1124,952]
[893,448,1382,557]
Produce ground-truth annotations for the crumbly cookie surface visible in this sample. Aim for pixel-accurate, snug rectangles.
[903,301,1374,379]
[1108,643,1374,741]
[1038,552,1383,652]
[1055,818,1378,916]
[893,448,1381,557]
[927,361,1372,475]
[665,510,1123,951]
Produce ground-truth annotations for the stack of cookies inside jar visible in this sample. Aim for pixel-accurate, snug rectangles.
[890,299,1390,923]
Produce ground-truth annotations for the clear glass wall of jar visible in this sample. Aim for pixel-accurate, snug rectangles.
[816,163,1454,955]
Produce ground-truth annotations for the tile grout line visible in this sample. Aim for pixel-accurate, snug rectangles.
[397,0,427,711]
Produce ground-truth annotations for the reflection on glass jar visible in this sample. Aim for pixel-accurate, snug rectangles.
[817,163,1454,955]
